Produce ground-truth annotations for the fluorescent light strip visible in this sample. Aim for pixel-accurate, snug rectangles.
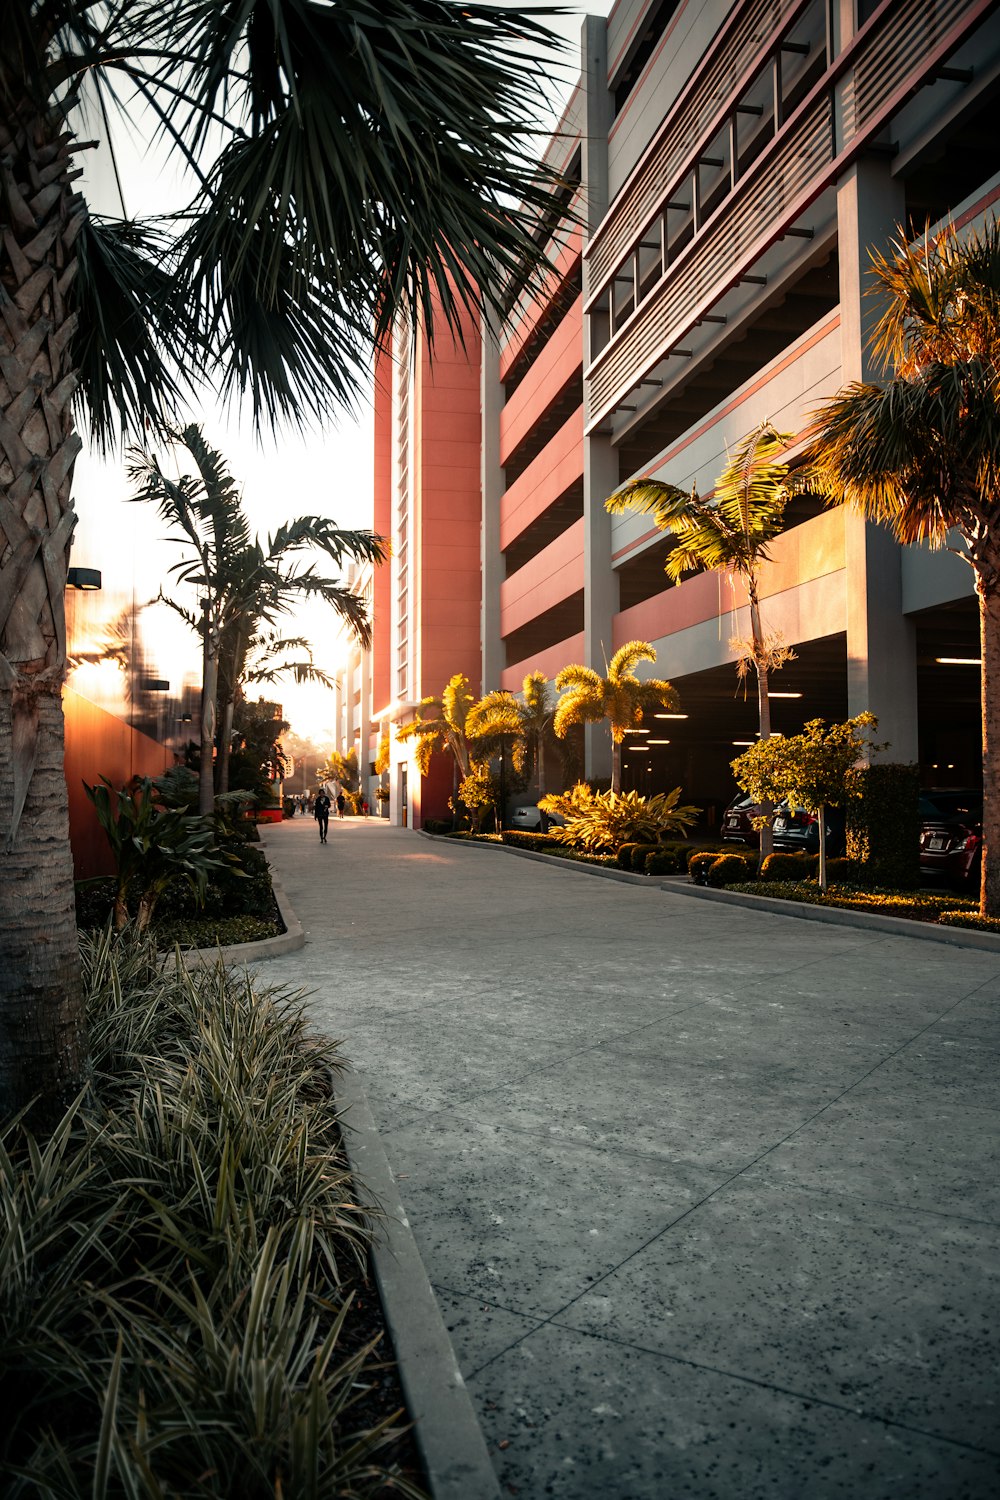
[768,691,802,698]
[654,713,688,719]
[936,657,981,665]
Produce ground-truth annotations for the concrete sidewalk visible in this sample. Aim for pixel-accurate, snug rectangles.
[263,817,999,1499]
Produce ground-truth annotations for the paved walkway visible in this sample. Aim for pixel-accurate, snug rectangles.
[263,817,999,1499]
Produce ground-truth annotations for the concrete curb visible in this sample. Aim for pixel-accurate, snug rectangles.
[334,1067,502,1500]
[655,876,1000,952]
[420,830,1000,952]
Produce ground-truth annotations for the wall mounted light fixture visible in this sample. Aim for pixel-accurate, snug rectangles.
[66,568,102,590]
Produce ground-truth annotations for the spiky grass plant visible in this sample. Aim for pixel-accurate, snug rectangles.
[0,928,425,1498]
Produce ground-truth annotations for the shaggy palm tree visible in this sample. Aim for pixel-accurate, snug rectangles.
[468,672,561,802]
[128,425,382,813]
[396,674,476,819]
[606,422,796,859]
[554,642,679,794]
[806,218,1000,916]
[2,0,564,1117]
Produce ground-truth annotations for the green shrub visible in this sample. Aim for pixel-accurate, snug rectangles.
[616,841,645,870]
[846,762,920,889]
[0,931,418,1497]
[938,910,1000,932]
[706,852,756,887]
[644,848,679,876]
[541,785,700,852]
[760,852,811,882]
[423,817,453,834]
[822,856,867,885]
[630,843,658,871]
[153,914,281,947]
[501,830,558,851]
[688,851,719,884]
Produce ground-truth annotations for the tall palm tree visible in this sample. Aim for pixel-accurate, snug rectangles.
[606,422,795,859]
[1,1,564,1118]
[806,218,1000,916]
[554,642,679,794]
[396,674,476,818]
[128,425,382,814]
[219,630,333,795]
[467,672,560,801]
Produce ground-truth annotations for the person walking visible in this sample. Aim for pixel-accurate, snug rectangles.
[314,789,331,843]
[336,791,346,820]
[361,797,370,818]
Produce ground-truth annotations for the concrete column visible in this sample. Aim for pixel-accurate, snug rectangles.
[481,313,505,691]
[581,13,616,783]
[837,155,919,762]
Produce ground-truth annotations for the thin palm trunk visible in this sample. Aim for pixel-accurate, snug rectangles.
[979,579,1000,916]
[0,107,89,1119]
[611,738,622,794]
[749,584,774,865]
[199,633,218,817]
[216,693,235,794]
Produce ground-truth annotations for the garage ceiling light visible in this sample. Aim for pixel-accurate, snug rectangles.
[936,656,981,665]
[654,713,688,719]
[768,691,802,698]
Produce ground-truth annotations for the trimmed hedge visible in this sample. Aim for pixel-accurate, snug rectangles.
[501,830,559,851]
[846,762,920,889]
[643,848,676,876]
[706,852,756,887]
[616,842,646,870]
[760,852,811,882]
[630,842,658,871]
[423,818,454,834]
[939,910,1000,932]
[724,881,977,923]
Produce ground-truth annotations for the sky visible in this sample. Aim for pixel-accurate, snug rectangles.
[75,4,611,744]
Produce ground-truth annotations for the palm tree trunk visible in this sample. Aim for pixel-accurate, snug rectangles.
[979,579,1000,917]
[611,737,621,794]
[216,694,235,794]
[199,633,218,817]
[0,110,89,1120]
[749,585,774,866]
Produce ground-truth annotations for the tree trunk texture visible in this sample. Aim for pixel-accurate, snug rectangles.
[611,737,621,794]
[0,106,89,1120]
[749,587,774,866]
[979,582,1000,917]
[199,638,218,816]
[216,694,235,795]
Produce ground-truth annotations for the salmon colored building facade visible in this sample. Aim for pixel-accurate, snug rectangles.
[359,0,1000,828]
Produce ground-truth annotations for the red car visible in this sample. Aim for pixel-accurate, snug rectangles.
[919,790,982,887]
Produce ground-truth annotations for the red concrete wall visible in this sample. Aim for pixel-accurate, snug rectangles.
[372,339,394,717]
[64,688,174,880]
[415,306,483,701]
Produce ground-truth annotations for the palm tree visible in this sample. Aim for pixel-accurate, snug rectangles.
[219,631,334,795]
[468,672,561,802]
[606,422,795,859]
[128,425,382,814]
[805,218,1000,916]
[554,642,679,794]
[396,674,476,820]
[2,1,564,1118]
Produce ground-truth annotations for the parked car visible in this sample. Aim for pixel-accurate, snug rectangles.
[509,804,564,832]
[771,800,846,856]
[919,789,982,887]
[721,793,765,846]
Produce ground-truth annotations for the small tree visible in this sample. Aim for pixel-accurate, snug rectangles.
[731,714,882,889]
